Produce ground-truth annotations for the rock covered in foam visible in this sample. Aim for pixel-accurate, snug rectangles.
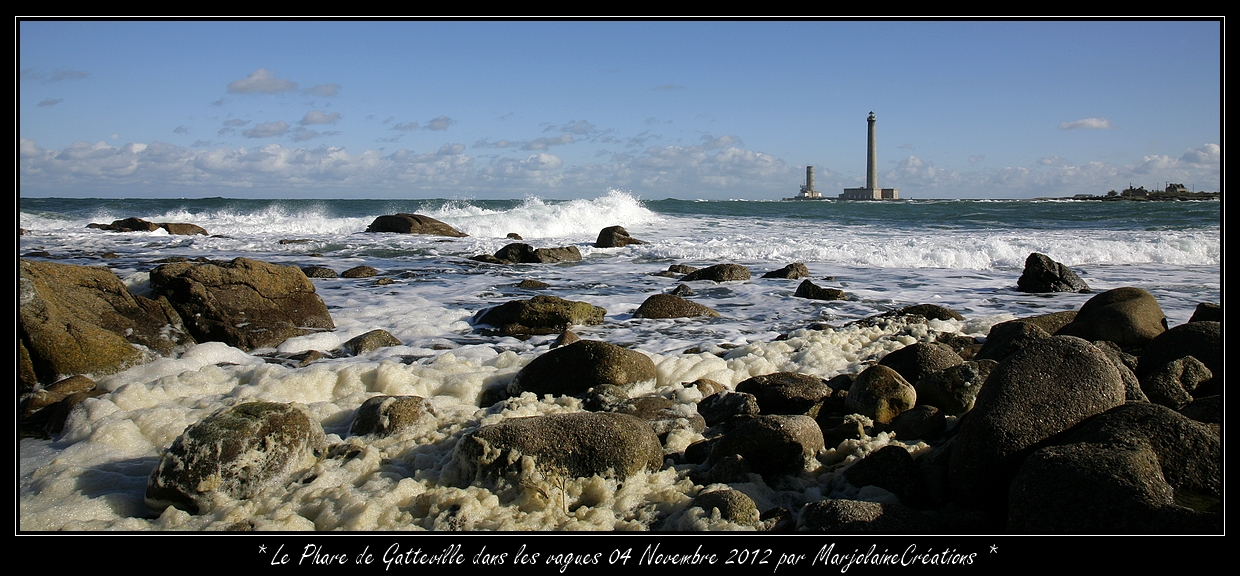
[146,401,326,514]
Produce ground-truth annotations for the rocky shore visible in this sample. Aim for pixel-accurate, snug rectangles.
[18,218,1222,533]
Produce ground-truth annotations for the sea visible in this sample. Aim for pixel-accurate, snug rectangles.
[17,190,1221,532]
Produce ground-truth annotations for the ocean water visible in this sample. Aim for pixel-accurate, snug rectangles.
[17,191,1221,531]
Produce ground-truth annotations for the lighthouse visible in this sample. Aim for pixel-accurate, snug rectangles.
[841,112,899,200]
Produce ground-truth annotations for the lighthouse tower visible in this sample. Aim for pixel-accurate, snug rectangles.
[841,112,899,200]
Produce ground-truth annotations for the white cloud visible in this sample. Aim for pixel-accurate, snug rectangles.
[227,68,298,94]
[424,116,456,131]
[701,134,743,149]
[1179,143,1220,166]
[522,134,575,151]
[242,120,290,138]
[1058,117,1114,130]
[299,110,342,126]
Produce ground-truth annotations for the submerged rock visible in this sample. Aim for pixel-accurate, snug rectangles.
[146,402,326,514]
[633,293,720,319]
[594,225,645,248]
[761,262,810,279]
[473,295,605,336]
[452,412,664,487]
[1016,252,1090,293]
[793,279,846,301]
[681,263,750,283]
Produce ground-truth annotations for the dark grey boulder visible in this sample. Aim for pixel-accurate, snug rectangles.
[842,444,921,503]
[350,395,437,437]
[150,257,335,351]
[451,412,664,486]
[507,340,656,398]
[761,262,810,279]
[301,265,338,278]
[793,279,846,301]
[633,293,720,319]
[798,499,941,533]
[88,217,208,235]
[342,329,402,355]
[1136,321,1220,396]
[483,243,582,264]
[1055,287,1167,347]
[697,391,761,427]
[1188,302,1221,323]
[681,263,750,283]
[603,395,705,438]
[948,336,1126,511]
[594,225,645,248]
[889,404,946,442]
[365,213,467,237]
[517,278,550,290]
[692,489,760,526]
[845,365,916,424]
[974,320,1051,362]
[913,359,996,416]
[145,402,326,514]
[341,265,378,278]
[473,295,605,336]
[708,415,823,478]
[1016,252,1090,293]
[878,342,963,385]
[735,372,833,416]
[1140,356,1210,410]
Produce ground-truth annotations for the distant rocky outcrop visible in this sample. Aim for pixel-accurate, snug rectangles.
[19,259,196,390]
[1017,253,1090,293]
[365,213,467,237]
[149,257,335,351]
[594,225,646,248]
[88,217,208,236]
[146,402,326,514]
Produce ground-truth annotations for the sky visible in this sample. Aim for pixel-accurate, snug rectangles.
[18,19,1222,200]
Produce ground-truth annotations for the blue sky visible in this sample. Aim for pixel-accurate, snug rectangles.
[19,19,1221,200]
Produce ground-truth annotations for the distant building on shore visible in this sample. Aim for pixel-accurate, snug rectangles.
[840,112,899,200]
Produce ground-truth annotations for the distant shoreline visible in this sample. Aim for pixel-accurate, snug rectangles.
[1055,191,1220,202]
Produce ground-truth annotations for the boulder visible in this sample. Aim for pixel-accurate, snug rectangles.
[697,391,761,427]
[761,262,810,279]
[301,265,338,278]
[340,265,378,278]
[974,320,1051,362]
[708,414,823,478]
[681,263,750,283]
[1188,302,1221,323]
[452,412,664,486]
[877,342,963,385]
[1136,321,1220,397]
[793,279,846,301]
[845,365,916,424]
[603,395,706,438]
[842,444,921,503]
[1016,252,1090,293]
[1055,287,1167,347]
[349,395,437,437]
[160,223,209,236]
[508,340,656,398]
[594,225,645,248]
[149,257,335,351]
[913,359,996,415]
[889,404,946,442]
[948,336,1126,511]
[482,243,582,264]
[365,213,467,237]
[517,278,550,290]
[20,259,196,388]
[735,372,833,416]
[798,499,941,533]
[145,402,326,514]
[473,295,605,336]
[633,294,720,319]
[692,489,760,526]
[342,329,402,355]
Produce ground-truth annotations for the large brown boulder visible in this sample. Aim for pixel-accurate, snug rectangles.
[681,263,750,283]
[1055,287,1167,347]
[735,372,833,416]
[19,259,196,388]
[145,402,326,514]
[365,213,467,237]
[473,295,604,335]
[149,257,335,351]
[451,412,664,487]
[707,414,824,478]
[845,364,917,424]
[507,340,656,398]
[87,217,207,235]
